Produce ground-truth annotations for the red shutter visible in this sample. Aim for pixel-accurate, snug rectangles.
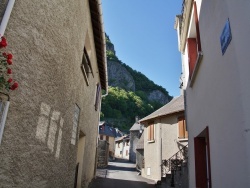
[187,38,198,79]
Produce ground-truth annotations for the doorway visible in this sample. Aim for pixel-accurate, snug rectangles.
[74,130,85,188]
[194,126,211,188]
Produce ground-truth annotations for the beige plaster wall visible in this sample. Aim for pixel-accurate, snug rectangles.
[0,0,103,187]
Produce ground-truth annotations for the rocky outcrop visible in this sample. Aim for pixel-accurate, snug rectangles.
[108,60,135,91]
[148,90,169,104]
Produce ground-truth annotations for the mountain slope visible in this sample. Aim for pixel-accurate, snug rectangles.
[101,34,172,130]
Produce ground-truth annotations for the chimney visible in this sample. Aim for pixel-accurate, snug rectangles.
[135,116,139,123]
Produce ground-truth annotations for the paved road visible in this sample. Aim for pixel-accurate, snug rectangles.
[90,158,156,188]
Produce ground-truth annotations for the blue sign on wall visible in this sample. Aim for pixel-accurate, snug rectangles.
[220,19,232,55]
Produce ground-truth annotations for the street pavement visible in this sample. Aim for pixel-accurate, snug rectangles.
[89,158,157,188]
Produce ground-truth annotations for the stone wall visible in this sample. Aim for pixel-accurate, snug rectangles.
[97,140,109,168]
[0,0,104,187]
[136,149,144,170]
[129,131,139,163]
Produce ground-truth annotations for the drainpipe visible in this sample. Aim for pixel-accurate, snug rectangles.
[0,0,15,37]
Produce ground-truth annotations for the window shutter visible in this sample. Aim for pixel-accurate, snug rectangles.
[187,38,198,79]
[178,117,184,138]
[148,122,154,141]
[151,124,154,140]
[184,119,188,138]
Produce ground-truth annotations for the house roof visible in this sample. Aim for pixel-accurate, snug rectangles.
[89,0,108,91]
[140,95,184,123]
[115,135,130,142]
[99,122,123,137]
[130,122,141,131]
[136,132,144,150]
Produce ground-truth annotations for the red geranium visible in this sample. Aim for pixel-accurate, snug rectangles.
[7,54,13,59]
[7,78,12,83]
[0,37,7,48]
[7,68,12,74]
[7,59,12,65]
[10,82,18,90]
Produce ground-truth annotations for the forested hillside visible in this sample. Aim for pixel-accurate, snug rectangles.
[101,34,172,131]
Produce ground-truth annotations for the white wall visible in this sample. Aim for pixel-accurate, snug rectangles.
[186,0,250,187]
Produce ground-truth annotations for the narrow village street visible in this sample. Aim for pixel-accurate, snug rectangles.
[90,158,156,188]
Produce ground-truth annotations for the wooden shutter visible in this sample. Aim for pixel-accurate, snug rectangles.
[184,119,188,138]
[178,117,188,139]
[178,117,184,138]
[148,122,154,141]
[187,38,197,79]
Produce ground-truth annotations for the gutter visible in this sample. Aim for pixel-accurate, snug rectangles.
[0,0,15,37]
[180,0,193,53]
[97,0,109,97]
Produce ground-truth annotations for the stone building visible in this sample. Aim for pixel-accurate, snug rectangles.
[129,116,143,163]
[0,0,107,187]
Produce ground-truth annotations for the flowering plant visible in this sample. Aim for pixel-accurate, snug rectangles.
[0,36,18,93]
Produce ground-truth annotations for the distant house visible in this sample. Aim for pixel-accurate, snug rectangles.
[129,116,143,163]
[99,122,122,159]
[140,95,188,186]
[115,135,130,159]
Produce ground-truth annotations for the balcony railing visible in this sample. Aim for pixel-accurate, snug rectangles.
[161,144,188,176]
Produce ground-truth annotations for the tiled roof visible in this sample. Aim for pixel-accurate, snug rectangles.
[115,135,130,142]
[99,122,123,137]
[136,132,144,150]
[140,95,184,123]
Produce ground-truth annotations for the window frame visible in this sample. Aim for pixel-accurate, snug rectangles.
[71,104,80,145]
[81,48,94,86]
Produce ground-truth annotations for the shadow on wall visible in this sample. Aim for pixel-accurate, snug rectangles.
[89,177,155,188]
[35,102,64,159]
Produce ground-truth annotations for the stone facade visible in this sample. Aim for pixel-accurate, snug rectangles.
[0,0,107,187]
[97,140,109,168]
[129,130,140,163]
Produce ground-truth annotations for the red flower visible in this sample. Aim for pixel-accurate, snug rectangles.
[0,41,7,48]
[7,78,12,83]
[10,82,18,90]
[0,37,7,48]
[7,59,12,65]
[2,52,7,57]
[1,37,6,42]
[7,68,12,74]
[7,54,13,59]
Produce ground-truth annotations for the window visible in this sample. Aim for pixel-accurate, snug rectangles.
[178,116,188,139]
[94,83,101,111]
[81,48,93,86]
[71,104,80,145]
[187,1,203,87]
[147,122,155,141]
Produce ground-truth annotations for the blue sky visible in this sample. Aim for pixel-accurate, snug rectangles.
[102,0,183,97]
